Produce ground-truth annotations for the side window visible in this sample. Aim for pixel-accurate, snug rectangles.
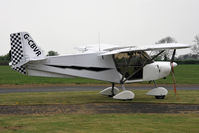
[113,51,152,80]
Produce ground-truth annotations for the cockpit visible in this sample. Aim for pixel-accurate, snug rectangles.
[113,51,153,80]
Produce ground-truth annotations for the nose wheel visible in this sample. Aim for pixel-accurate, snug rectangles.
[155,95,165,99]
[146,81,168,99]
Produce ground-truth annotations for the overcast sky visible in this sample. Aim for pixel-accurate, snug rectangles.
[0,0,199,56]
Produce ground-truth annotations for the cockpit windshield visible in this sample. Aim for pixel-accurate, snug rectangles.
[113,51,153,80]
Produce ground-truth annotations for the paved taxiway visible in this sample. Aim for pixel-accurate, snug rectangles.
[0,85,198,93]
[1,103,199,114]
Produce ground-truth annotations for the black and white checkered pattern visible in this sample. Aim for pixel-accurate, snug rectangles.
[10,33,23,65]
[10,33,26,74]
[12,66,26,74]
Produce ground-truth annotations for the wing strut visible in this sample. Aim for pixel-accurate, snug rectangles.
[151,50,165,61]
[111,83,115,96]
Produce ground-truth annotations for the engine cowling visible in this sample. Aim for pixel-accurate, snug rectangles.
[143,61,177,81]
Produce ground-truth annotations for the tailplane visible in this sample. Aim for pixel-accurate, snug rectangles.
[10,32,46,74]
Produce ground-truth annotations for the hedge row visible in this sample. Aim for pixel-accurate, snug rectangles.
[175,60,199,64]
[0,60,9,65]
[1,60,199,66]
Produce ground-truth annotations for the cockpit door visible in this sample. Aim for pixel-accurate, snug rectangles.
[113,51,153,81]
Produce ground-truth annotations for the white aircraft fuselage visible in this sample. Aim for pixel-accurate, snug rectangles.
[26,52,174,84]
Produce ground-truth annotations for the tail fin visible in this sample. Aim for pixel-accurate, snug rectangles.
[10,32,46,74]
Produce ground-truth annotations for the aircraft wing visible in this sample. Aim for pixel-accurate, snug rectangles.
[100,43,191,56]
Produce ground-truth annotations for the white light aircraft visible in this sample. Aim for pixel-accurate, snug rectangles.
[9,32,191,100]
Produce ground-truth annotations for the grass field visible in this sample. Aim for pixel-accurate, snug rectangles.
[0,65,199,133]
[0,90,199,133]
[0,66,105,85]
[0,89,199,105]
[0,113,199,133]
[0,64,199,85]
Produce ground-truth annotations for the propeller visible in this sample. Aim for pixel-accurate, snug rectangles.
[170,49,177,95]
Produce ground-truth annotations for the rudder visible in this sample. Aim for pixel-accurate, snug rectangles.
[10,32,45,74]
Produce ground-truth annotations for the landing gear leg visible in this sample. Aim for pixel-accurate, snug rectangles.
[99,83,119,97]
[153,80,157,88]
[121,84,126,91]
[110,83,115,97]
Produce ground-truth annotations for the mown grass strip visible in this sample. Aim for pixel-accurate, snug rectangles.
[0,89,199,105]
[0,113,198,133]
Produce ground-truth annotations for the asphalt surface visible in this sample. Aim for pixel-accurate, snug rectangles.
[0,84,198,93]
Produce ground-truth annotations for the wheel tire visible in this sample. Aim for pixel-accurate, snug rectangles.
[155,95,165,99]
[108,95,114,97]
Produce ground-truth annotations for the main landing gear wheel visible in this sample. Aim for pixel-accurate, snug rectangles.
[100,83,135,100]
[100,83,119,97]
[113,84,135,100]
[113,90,135,100]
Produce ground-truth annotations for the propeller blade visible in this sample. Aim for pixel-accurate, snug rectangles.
[170,49,177,95]
[171,49,176,63]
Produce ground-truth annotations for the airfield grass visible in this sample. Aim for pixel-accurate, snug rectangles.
[0,90,199,133]
[0,89,199,105]
[0,113,199,133]
[0,64,199,85]
[0,65,199,133]
[0,66,105,85]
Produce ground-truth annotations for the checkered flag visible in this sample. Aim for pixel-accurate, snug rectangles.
[10,33,26,74]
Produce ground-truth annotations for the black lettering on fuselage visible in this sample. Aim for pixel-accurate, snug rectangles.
[36,51,41,56]
[24,34,41,56]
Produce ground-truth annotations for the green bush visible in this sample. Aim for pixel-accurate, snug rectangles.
[176,60,199,64]
[0,60,9,65]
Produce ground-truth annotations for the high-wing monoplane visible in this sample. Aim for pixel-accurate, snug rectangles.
[9,32,191,100]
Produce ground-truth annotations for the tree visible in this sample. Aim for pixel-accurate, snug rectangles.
[47,51,59,56]
[177,53,199,60]
[155,36,177,61]
[191,34,199,55]
[0,52,11,65]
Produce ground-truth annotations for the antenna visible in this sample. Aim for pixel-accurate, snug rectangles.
[98,32,101,51]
